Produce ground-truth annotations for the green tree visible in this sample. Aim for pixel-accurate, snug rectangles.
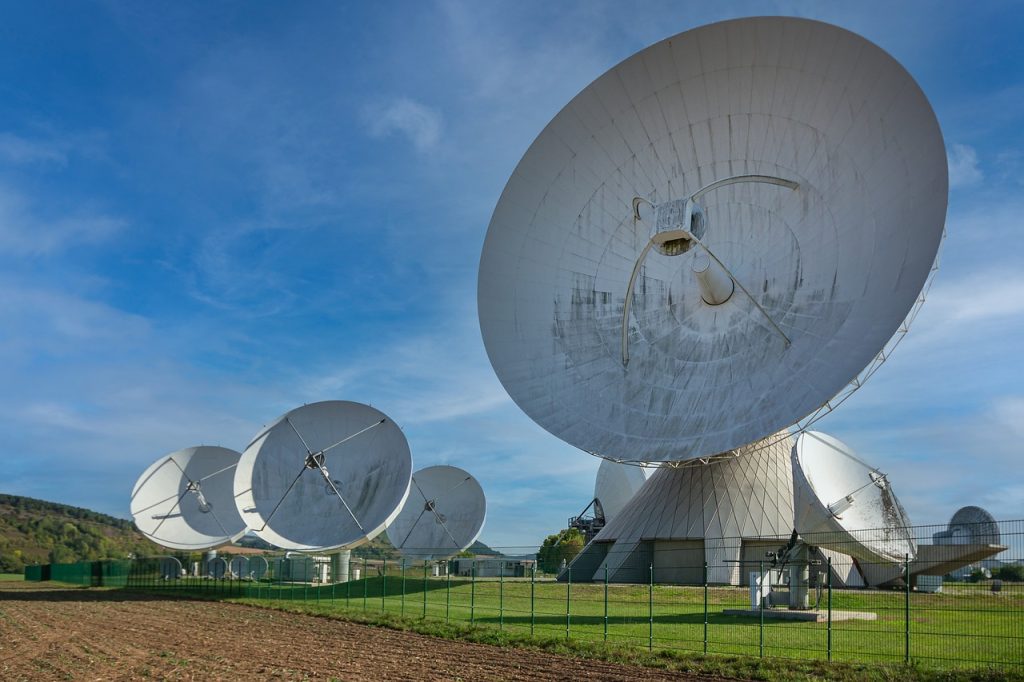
[537,528,585,574]
[995,564,1024,582]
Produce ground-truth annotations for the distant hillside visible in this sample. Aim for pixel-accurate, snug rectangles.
[0,494,160,572]
[0,493,502,573]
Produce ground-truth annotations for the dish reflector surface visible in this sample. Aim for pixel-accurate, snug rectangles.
[478,17,947,462]
[594,459,647,524]
[130,446,247,551]
[792,431,916,564]
[386,465,486,562]
[234,400,412,552]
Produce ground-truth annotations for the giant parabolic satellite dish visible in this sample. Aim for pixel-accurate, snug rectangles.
[131,446,248,550]
[386,465,486,562]
[478,16,947,463]
[792,431,916,564]
[234,400,412,552]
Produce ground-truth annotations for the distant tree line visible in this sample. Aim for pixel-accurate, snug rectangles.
[968,565,1024,582]
[0,494,158,573]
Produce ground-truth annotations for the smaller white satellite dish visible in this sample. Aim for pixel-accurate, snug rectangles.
[229,556,249,579]
[234,401,413,552]
[386,465,486,562]
[593,460,647,525]
[159,556,183,580]
[208,556,227,579]
[131,446,248,551]
[250,555,270,580]
[792,431,916,565]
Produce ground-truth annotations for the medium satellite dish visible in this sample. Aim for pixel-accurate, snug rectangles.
[234,400,413,552]
[478,16,946,463]
[386,465,486,562]
[594,460,647,524]
[228,556,249,579]
[130,446,247,550]
[208,556,227,579]
[250,555,269,580]
[159,556,183,580]
[934,506,1001,546]
[792,431,916,564]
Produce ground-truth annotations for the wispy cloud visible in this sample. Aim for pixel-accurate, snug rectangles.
[924,271,1024,325]
[365,98,443,152]
[0,184,124,256]
[947,143,983,188]
[0,132,68,166]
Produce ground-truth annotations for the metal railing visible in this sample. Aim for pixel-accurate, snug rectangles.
[22,519,1024,672]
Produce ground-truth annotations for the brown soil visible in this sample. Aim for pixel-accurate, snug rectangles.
[0,582,703,681]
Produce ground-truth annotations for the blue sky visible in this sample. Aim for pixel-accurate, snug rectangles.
[2,1,1023,550]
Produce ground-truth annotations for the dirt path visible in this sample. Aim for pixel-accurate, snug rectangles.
[0,582,703,680]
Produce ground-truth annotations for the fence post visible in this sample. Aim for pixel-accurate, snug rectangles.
[363,557,368,612]
[904,554,911,664]
[603,563,609,642]
[566,566,571,640]
[401,560,406,617]
[530,564,536,636]
[381,559,387,614]
[827,556,832,662]
[759,560,764,658]
[346,564,352,608]
[648,563,654,651]
[499,565,504,630]
[471,561,476,625]
[422,560,428,619]
[446,563,451,623]
[703,561,708,655]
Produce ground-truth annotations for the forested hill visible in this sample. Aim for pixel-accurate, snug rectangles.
[0,494,160,572]
[0,493,501,573]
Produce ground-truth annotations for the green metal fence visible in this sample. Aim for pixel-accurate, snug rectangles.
[20,519,1024,672]
[24,559,132,587]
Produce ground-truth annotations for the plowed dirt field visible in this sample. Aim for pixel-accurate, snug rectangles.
[0,582,703,680]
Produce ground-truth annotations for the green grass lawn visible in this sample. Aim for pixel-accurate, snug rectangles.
[125,572,1023,675]
[0,573,25,581]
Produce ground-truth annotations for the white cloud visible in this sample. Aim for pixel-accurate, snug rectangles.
[0,185,124,255]
[0,132,67,166]
[947,143,983,188]
[923,271,1024,325]
[366,98,442,152]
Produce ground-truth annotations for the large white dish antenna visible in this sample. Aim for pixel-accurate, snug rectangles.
[478,17,946,463]
[792,431,916,565]
[234,400,412,552]
[386,465,486,562]
[130,446,247,551]
[593,460,647,524]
